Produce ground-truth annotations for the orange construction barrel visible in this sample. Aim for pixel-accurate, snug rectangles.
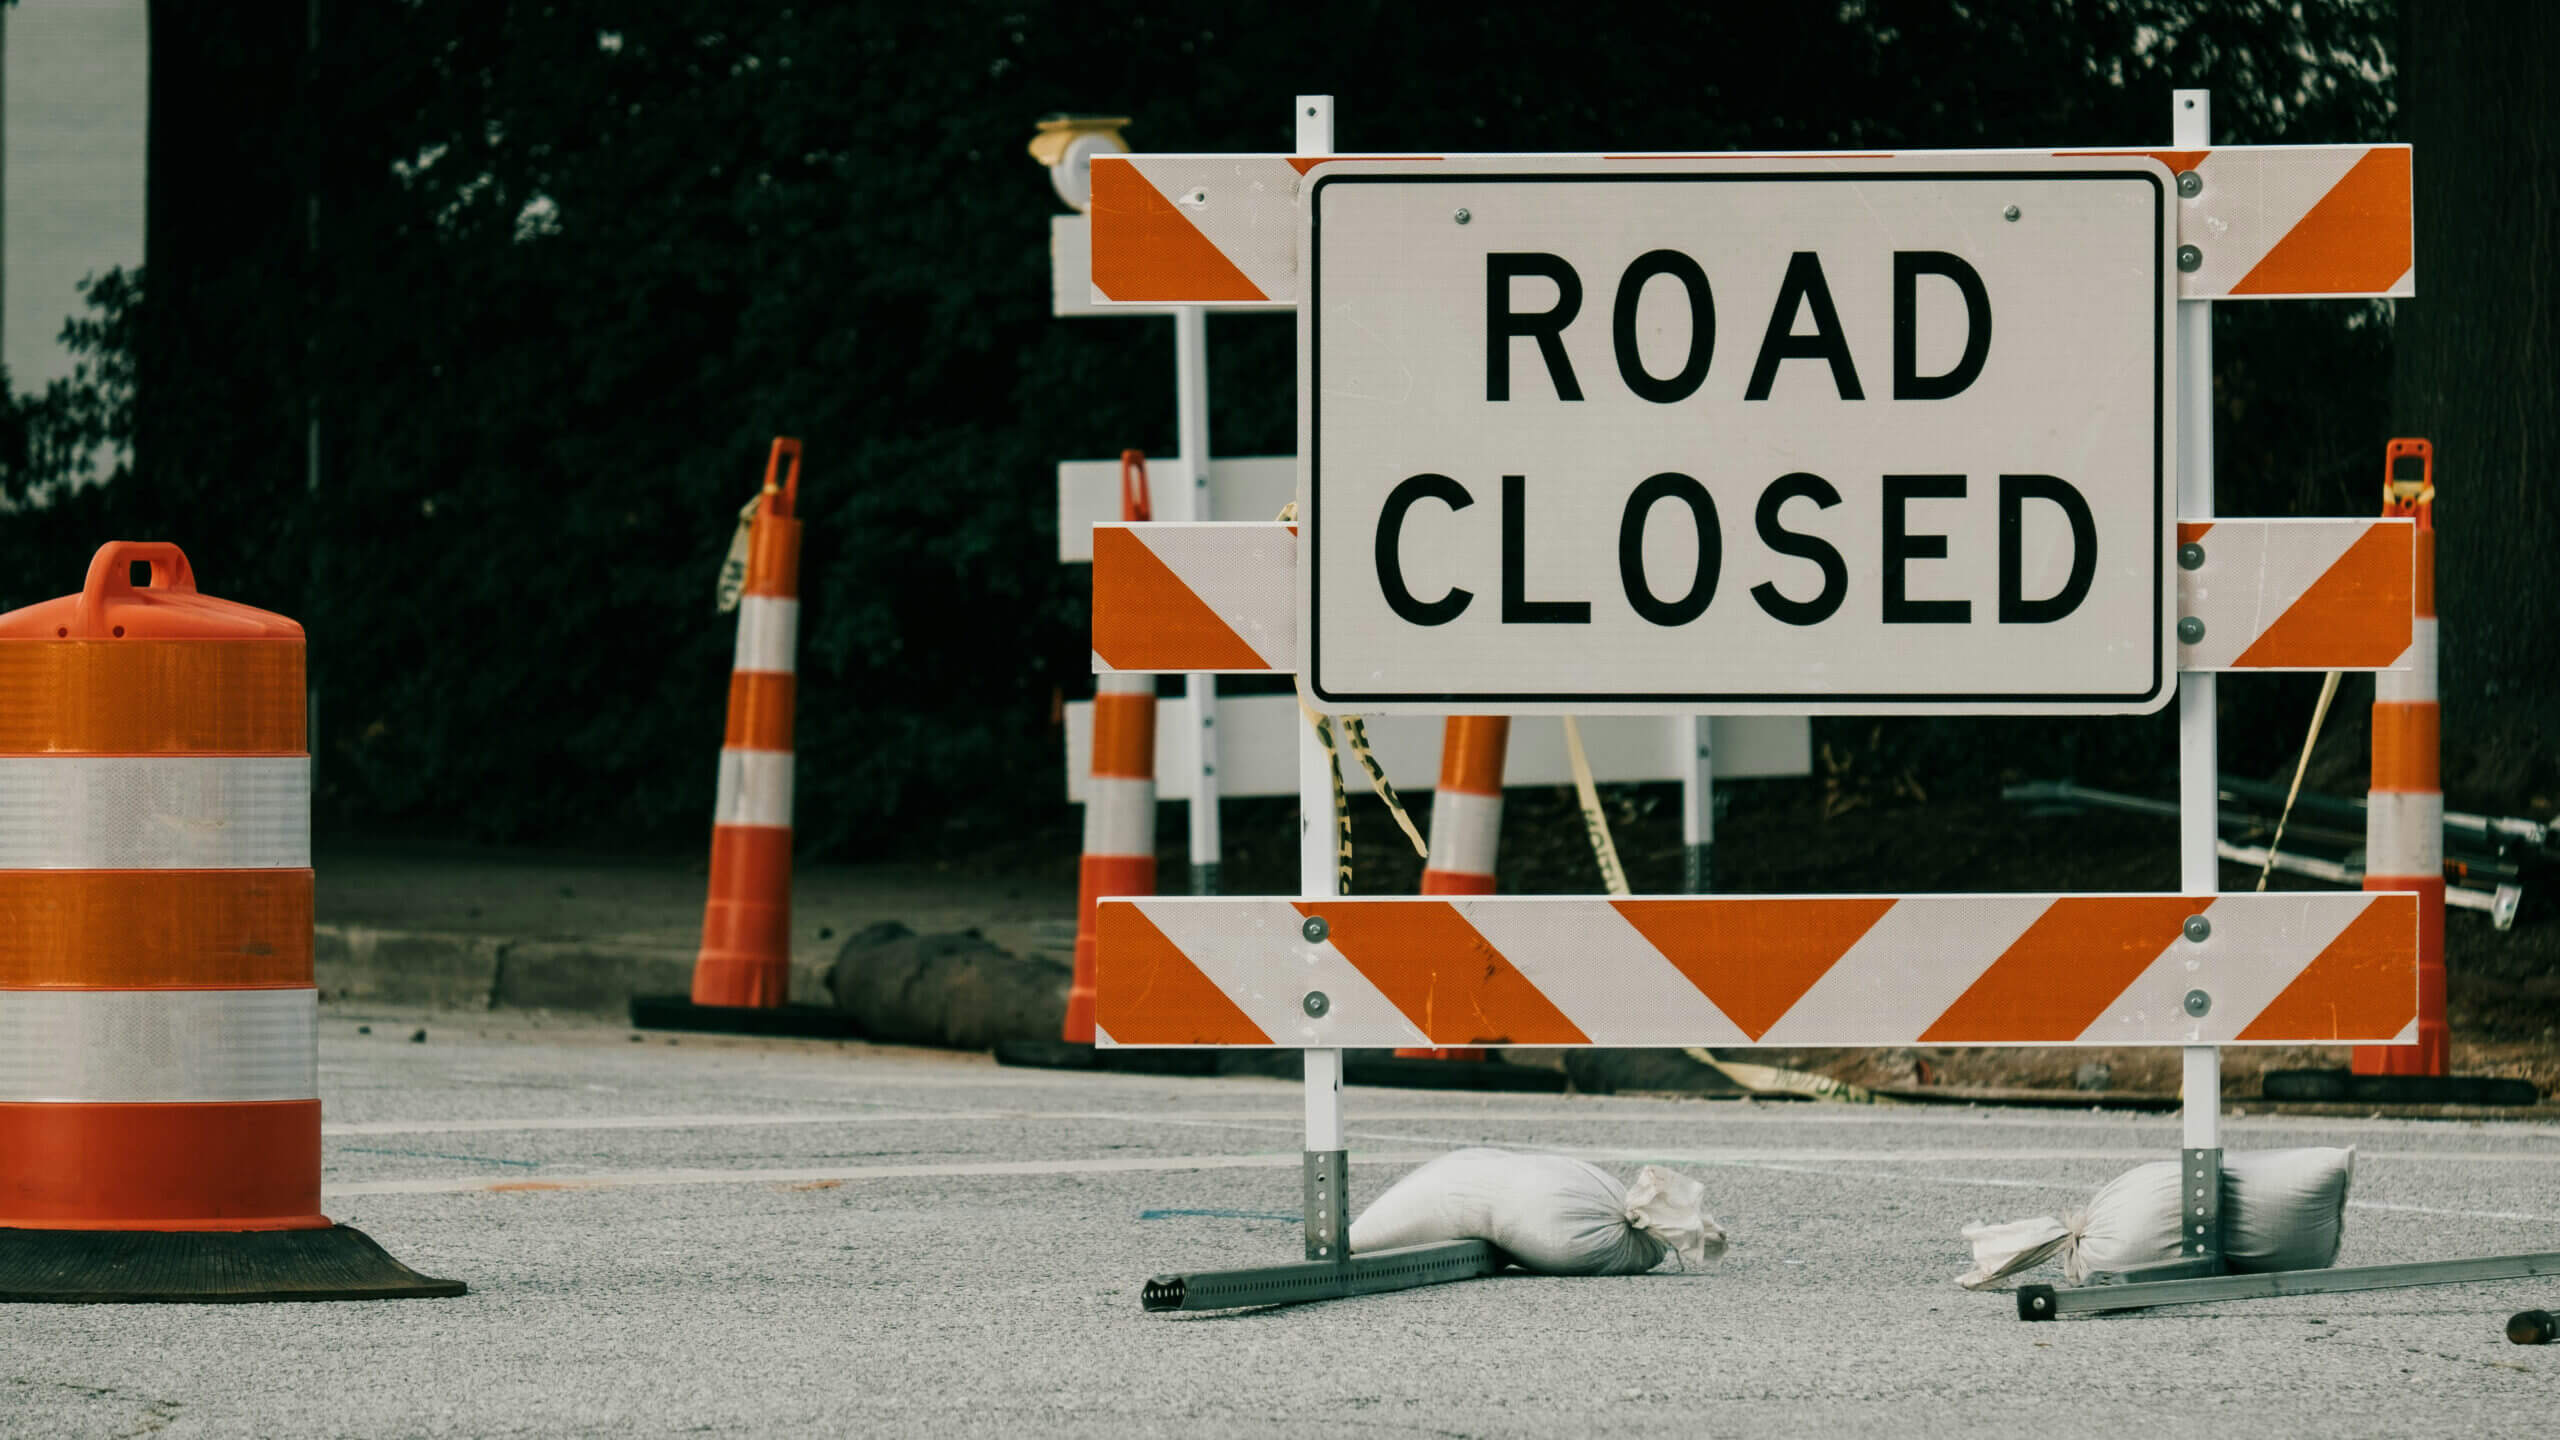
[0,541,462,1302]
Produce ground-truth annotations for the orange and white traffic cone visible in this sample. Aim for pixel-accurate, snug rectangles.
[1396,716,1510,1062]
[2355,437,2447,1077]
[693,438,804,1009]
[1066,451,1158,1044]
[0,542,460,1301]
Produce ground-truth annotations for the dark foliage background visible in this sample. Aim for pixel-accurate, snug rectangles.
[5,0,2520,860]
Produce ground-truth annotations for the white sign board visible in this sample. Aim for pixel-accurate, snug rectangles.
[1298,156,2176,715]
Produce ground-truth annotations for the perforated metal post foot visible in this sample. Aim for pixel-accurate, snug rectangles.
[1304,1149,1347,1263]
[2016,1251,2560,1320]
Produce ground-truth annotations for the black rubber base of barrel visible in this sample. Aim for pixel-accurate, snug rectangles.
[628,995,864,1039]
[2261,1069,2541,1106]
[0,1225,467,1304]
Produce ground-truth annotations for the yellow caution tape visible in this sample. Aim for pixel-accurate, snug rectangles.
[1561,716,1631,898]
[2258,668,2345,892]
[1340,716,1429,860]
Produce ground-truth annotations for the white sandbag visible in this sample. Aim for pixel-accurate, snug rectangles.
[1957,1146,2355,1289]
[1348,1147,1727,1275]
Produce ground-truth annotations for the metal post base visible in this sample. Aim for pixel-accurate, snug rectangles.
[1304,1149,1347,1263]
[2018,1250,2560,1320]
[1190,862,1221,897]
[1141,1239,1502,1312]
[1684,843,1712,894]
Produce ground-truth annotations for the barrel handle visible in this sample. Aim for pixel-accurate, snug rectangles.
[76,541,197,636]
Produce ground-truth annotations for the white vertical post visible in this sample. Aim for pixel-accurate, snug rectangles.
[1296,94,1344,1164]
[2173,89,2221,1157]
[1173,306,1223,894]
[1680,717,1714,893]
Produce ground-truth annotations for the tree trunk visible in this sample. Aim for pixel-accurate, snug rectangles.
[2391,0,2560,809]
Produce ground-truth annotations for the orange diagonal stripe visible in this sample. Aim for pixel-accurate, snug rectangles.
[1088,159,1268,304]
[1611,898,1890,1041]
[1298,901,1588,1046]
[2231,523,2412,669]
[1091,528,1271,671]
[1094,903,1271,1046]
[2231,147,2413,296]
[1920,897,2203,1044]
[2237,896,2418,1041]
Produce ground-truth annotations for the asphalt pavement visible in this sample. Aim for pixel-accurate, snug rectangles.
[7,1007,2557,1438]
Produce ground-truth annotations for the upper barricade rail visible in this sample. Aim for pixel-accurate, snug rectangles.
[1088,145,2413,308]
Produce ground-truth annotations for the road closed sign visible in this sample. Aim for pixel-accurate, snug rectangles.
[1298,155,2176,715]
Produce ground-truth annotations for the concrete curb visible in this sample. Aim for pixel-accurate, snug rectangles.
[316,925,832,1017]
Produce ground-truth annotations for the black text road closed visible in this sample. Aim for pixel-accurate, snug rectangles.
[1298,157,2176,715]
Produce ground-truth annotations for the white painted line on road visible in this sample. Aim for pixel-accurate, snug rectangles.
[327,1112,939,1137]
[324,1150,1453,1198]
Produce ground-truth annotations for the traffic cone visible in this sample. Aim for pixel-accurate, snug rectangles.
[693,438,805,1009]
[632,439,856,1038]
[1065,451,1160,1045]
[1396,717,1510,1063]
[2355,438,2448,1077]
[0,542,462,1302]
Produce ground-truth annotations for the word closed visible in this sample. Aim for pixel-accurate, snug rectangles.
[1301,158,2175,715]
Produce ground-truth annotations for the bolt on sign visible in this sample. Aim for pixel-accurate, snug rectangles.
[1296,155,2178,715]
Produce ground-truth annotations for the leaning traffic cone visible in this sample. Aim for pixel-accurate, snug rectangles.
[632,439,856,1038]
[694,438,805,1008]
[0,542,462,1302]
[1064,451,1161,1045]
[1397,717,1510,1064]
[2355,437,2449,1077]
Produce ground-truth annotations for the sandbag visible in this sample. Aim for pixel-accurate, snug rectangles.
[1957,1146,2356,1289]
[1348,1147,1727,1276]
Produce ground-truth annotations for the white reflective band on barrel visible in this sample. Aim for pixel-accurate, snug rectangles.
[732,596,800,675]
[1094,671,1154,699]
[1083,775,1155,854]
[1426,789,1504,878]
[2376,618,2438,703]
[2366,790,2445,876]
[0,756,310,869]
[713,748,794,828]
[0,988,318,1102]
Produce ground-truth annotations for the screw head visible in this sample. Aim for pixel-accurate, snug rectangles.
[2176,171,2203,198]
[1300,915,1329,944]
[2177,244,2203,273]
[2178,541,2206,571]
[2177,615,2206,644]
[1302,990,1331,1018]
[2003,204,2021,222]
[2183,914,2212,944]
[1453,207,1472,225]
[2184,989,2212,1018]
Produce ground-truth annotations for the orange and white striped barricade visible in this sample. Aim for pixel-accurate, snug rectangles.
[0,542,462,1303]
[1081,93,2559,1321]
[634,438,857,1038]
[2356,439,2448,1077]
[1085,142,2410,310]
